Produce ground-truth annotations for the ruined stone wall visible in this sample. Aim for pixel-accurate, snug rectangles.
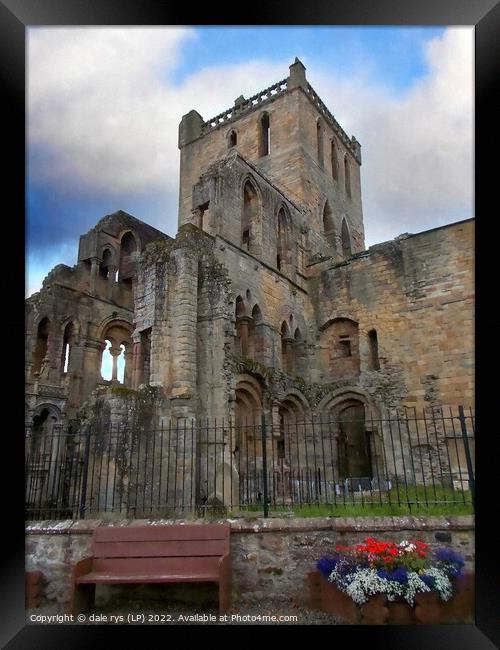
[309,219,474,412]
[25,515,474,607]
[26,211,169,424]
[25,280,133,422]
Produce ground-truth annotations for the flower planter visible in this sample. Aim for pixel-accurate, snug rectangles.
[308,571,474,625]
[387,599,417,624]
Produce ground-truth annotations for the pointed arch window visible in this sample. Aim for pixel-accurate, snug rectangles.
[242,180,258,252]
[61,322,75,373]
[259,112,270,157]
[323,202,335,250]
[119,231,138,286]
[317,119,324,168]
[344,155,351,198]
[100,249,113,279]
[331,139,338,181]
[33,317,50,375]
[368,329,380,370]
[277,207,291,272]
[341,218,352,258]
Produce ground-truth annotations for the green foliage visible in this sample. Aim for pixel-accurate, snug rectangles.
[109,385,137,397]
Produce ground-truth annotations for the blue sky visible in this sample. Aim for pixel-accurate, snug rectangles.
[27,26,473,297]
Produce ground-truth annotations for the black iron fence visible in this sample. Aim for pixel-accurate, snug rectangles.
[25,406,474,520]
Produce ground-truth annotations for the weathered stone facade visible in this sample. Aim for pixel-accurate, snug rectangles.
[25,516,474,608]
[25,59,474,507]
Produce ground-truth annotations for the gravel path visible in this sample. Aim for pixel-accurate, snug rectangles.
[27,601,342,626]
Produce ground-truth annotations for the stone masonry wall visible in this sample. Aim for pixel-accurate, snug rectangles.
[310,219,474,412]
[26,516,474,608]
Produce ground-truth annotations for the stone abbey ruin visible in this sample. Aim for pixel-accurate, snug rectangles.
[25,59,474,515]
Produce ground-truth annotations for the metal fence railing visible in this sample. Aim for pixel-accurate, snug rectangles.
[25,406,474,520]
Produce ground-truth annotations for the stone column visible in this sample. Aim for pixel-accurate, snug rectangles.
[236,316,252,357]
[109,346,121,382]
[282,337,294,374]
[169,248,198,408]
[169,246,199,509]
[89,257,100,294]
[131,337,142,389]
[123,347,132,387]
[107,265,118,301]
[79,339,106,399]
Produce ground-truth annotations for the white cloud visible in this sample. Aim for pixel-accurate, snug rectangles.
[28,28,287,197]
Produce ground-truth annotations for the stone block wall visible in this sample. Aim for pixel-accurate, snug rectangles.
[311,219,474,412]
[25,515,474,608]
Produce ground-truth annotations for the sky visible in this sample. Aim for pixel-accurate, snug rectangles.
[26,26,474,297]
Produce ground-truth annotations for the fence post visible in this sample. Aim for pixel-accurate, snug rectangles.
[261,413,269,518]
[78,426,91,519]
[457,406,475,510]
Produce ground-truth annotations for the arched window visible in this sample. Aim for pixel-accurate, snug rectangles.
[293,327,305,377]
[33,317,50,374]
[100,321,132,385]
[321,317,360,379]
[251,304,262,322]
[344,155,351,198]
[281,321,292,374]
[317,119,324,168]
[119,231,138,285]
[278,394,308,466]
[368,329,380,371]
[323,202,335,250]
[235,295,246,317]
[248,304,264,363]
[234,295,247,356]
[276,207,291,272]
[101,340,113,381]
[234,375,264,476]
[117,344,126,383]
[323,202,334,234]
[100,249,113,279]
[228,129,237,148]
[341,218,352,258]
[331,139,338,181]
[259,112,270,157]
[61,322,75,373]
[337,401,371,479]
[242,180,258,252]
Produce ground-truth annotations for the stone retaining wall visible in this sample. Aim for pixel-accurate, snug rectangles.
[25,515,474,608]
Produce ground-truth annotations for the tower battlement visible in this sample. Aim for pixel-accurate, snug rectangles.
[179,58,361,165]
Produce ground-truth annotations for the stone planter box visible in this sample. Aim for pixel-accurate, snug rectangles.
[308,571,474,624]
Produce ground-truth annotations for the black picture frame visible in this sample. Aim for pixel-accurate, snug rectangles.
[4,0,499,647]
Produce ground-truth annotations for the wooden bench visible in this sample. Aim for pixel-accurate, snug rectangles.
[70,524,231,615]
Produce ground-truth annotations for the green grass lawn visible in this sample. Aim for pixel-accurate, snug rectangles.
[229,487,473,518]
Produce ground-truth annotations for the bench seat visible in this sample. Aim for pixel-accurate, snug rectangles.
[70,524,231,614]
[76,572,220,584]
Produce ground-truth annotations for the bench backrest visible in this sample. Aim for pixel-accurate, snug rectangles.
[92,524,231,560]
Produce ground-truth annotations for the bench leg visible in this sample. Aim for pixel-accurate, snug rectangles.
[71,584,96,616]
[219,578,231,614]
